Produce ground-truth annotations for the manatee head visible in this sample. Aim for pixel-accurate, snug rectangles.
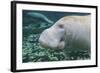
[39,21,66,49]
[39,15,90,50]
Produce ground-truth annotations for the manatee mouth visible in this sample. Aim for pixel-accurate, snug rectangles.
[60,36,65,42]
[57,37,65,49]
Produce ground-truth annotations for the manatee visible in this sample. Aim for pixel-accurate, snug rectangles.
[39,15,91,52]
[27,12,54,24]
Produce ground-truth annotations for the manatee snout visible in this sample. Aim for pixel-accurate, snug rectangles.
[39,26,66,49]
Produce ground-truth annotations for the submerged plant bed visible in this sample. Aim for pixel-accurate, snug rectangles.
[22,39,90,63]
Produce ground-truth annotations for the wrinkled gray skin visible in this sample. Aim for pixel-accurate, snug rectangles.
[39,15,91,51]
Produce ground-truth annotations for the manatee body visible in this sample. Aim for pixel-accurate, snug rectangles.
[39,15,91,51]
[23,12,54,36]
[27,12,54,24]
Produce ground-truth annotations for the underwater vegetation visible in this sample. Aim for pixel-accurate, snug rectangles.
[22,10,90,63]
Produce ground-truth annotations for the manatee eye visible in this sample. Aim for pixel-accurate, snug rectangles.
[58,24,63,28]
